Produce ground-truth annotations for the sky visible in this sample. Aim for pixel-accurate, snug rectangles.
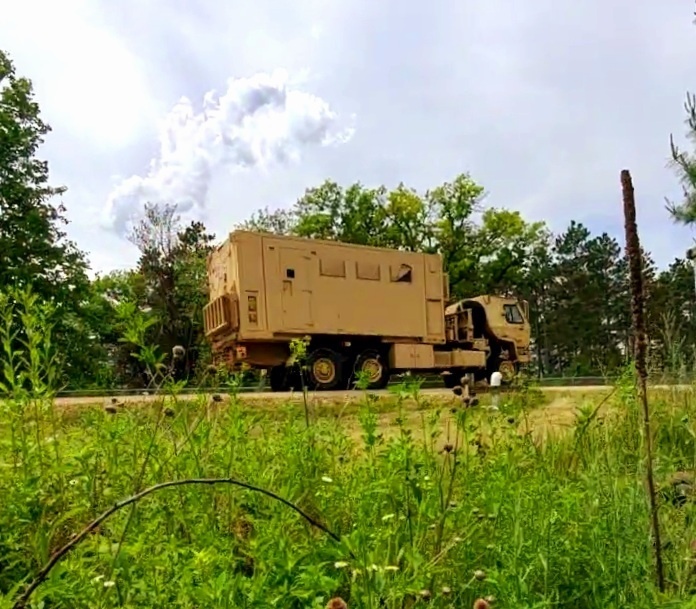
[2,0,696,275]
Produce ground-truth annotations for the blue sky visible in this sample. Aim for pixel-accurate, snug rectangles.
[2,0,696,274]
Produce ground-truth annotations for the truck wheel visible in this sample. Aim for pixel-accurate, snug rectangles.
[306,348,343,391]
[498,360,518,384]
[353,350,389,390]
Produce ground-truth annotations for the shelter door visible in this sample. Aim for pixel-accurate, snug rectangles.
[280,247,314,331]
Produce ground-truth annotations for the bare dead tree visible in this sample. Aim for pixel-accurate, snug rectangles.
[621,169,665,592]
[12,477,347,609]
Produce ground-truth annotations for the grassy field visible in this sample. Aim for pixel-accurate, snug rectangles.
[3,378,696,608]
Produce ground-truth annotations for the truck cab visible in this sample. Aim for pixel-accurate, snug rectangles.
[444,295,531,383]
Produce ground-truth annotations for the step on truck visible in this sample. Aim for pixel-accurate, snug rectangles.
[203,230,531,391]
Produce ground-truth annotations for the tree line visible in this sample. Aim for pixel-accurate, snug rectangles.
[3,47,696,390]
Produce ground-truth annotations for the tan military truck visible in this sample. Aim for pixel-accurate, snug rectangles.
[203,230,531,391]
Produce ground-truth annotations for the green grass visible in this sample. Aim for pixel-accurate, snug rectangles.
[3,379,696,608]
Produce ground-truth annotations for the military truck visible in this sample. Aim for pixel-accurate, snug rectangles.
[203,230,531,391]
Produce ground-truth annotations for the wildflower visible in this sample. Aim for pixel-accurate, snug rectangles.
[326,599,348,609]
[103,580,116,588]
[334,561,349,569]
[321,476,333,483]
[474,569,486,581]
[419,589,432,601]
[473,599,490,609]
[441,586,452,595]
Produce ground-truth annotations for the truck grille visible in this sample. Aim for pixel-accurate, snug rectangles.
[203,295,236,337]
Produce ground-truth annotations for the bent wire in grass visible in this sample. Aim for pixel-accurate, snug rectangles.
[12,477,348,609]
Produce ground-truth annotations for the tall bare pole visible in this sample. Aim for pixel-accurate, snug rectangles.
[621,169,665,592]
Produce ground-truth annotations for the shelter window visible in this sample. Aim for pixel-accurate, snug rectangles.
[356,261,381,281]
[390,263,412,283]
[320,258,346,278]
[504,304,524,324]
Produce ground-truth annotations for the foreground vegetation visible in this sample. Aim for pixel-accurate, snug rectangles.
[3,374,696,608]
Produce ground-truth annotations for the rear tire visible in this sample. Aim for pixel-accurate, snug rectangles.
[352,349,390,390]
[306,348,344,391]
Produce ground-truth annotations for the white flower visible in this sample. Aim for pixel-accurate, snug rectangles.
[321,476,333,483]
[334,561,349,569]
[103,580,116,588]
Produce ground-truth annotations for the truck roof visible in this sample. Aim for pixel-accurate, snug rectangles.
[218,229,444,260]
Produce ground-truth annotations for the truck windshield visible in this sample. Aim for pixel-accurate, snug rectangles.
[504,304,524,324]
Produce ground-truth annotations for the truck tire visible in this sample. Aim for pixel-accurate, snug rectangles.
[306,348,344,390]
[353,349,390,390]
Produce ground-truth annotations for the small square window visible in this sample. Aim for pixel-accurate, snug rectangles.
[286,268,295,279]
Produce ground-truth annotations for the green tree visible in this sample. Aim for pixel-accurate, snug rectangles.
[0,49,97,388]
[127,202,215,382]
[241,206,296,235]
[649,257,696,375]
[667,92,696,224]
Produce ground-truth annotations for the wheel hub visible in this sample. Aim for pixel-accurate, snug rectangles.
[313,357,336,384]
[360,357,383,383]
[498,360,516,382]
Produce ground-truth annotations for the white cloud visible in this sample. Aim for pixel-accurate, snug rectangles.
[101,69,355,237]
[2,0,696,275]
[1,0,155,149]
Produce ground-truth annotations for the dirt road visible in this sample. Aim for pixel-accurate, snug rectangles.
[50,384,689,407]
